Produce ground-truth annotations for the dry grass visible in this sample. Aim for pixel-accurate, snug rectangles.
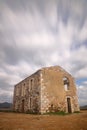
[0,110,87,130]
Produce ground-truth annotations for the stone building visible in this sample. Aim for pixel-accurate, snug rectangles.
[13,66,80,114]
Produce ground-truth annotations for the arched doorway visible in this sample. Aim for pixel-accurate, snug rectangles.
[67,98,72,113]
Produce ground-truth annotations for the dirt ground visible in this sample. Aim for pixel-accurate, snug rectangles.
[0,110,87,130]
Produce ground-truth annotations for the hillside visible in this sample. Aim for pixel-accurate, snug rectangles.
[0,102,12,109]
[80,105,87,110]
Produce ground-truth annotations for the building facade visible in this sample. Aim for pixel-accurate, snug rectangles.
[13,66,80,114]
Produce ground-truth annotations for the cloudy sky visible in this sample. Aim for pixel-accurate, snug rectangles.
[0,0,87,106]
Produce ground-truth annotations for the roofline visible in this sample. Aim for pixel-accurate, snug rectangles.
[15,69,41,86]
[14,65,74,86]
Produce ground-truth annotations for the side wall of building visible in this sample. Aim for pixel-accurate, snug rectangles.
[13,71,41,113]
[40,67,79,114]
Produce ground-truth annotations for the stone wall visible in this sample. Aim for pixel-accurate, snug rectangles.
[13,66,80,114]
[13,70,41,113]
[40,66,80,114]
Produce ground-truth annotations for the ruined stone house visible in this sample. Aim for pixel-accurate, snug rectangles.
[13,66,80,114]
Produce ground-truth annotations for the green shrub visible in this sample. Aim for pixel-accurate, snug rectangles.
[74,111,80,114]
[44,111,69,116]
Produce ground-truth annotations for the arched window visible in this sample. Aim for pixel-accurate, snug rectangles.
[63,77,69,91]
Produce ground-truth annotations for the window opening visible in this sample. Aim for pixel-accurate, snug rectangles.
[63,77,69,90]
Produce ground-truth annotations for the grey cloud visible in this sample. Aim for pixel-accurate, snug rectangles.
[0,93,13,103]
[70,61,86,73]
[0,80,12,91]
[77,85,87,106]
[57,0,87,30]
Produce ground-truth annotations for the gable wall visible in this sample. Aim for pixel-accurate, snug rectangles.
[40,67,79,113]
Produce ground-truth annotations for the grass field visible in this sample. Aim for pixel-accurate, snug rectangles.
[0,110,87,130]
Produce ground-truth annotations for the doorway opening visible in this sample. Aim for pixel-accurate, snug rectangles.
[67,98,72,113]
[22,99,25,112]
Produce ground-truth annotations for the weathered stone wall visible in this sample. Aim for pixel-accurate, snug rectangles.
[13,66,80,114]
[40,66,80,114]
[13,70,41,113]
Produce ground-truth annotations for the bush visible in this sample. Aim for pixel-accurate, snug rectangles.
[44,111,68,116]
[74,111,80,114]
